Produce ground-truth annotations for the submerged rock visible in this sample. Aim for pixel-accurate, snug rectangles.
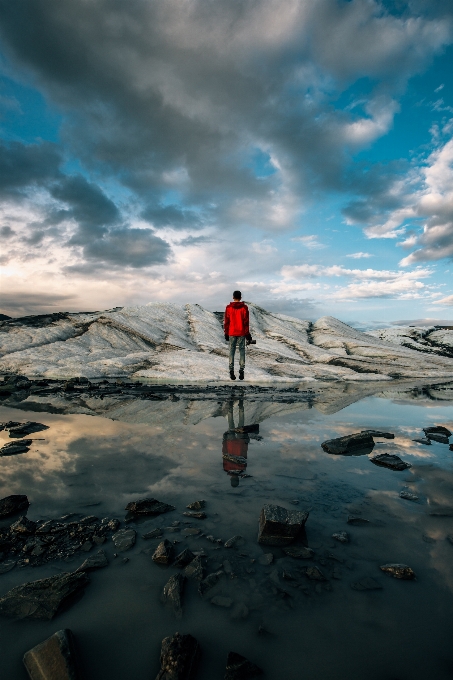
[174,549,196,569]
[0,571,89,620]
[370,453,411,471]
[399,491,419,502]
[75,549,108,572]
[152,539,174,565]
[425,433,449,444]
[347,516,370,525]
[0,560,16,574]
[446,535,453,546]
[351,577,382,591]
[211,595,232,608]
[305,566,327,581]
[182,512,206,520]
[258,553,274,565]
[224,652,263,680]
[332,531,349,543]
[23,629,82,680]
[142,528,163,540]
[282,546,314,559]
[112,528,136,552]
[8,421,49,438]
[257,504,308,546]
[321,432,375,456]
[184,556,206,581]
[380,563,415,579]
[198,570,223,596]
[155,632,200,680]
[224,535,244,549]
[0,440,32,456]
[125,498,175,516]
[0,494,29,518]
[162,573,185,619]
[186,500,206,511]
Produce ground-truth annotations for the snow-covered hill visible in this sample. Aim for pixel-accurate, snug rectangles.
[1,302,453,381]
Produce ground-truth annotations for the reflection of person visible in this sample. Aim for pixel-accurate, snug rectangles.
[224,290,253,381]
[222,400,249,487]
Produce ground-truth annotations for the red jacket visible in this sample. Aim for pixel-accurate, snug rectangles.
[224,301,249,336]
[222,438,248,471]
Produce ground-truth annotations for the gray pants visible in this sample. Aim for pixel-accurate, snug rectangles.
[229,336,245,372]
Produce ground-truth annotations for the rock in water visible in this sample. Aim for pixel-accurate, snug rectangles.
[155,632,200,680]
[351,578,382,591]
[182,511,206,520]
[173,549,196,569]
[142,528,163,540]
[380,563,415,580]
[305,566,327,581]
[332,531,349,543]
[0,494,29,518]
[0,440,32,456]
[257,504,308,546]
[0,571,89,620]
[224,652,263,680]
[360,430,394,439]
[162,573,185,619]
[186,500,206,510]
[321,432,375,456]
[75,549,108,572]
[425,433,449,444]
[152,539,174,565]
[184,556,205,581]
[198,571,223,596]
[399,491,419,502]
[224,535,244,549]
[282,546,314,559]
[370,454,411,471]
[10,516,37,535]
[8,421,49,438]
[347,516,370,525]
[23,629,81,680]
[423,425,451,437]
[125,498,175,516]
[112,528,136,552]
[413,438,431,445]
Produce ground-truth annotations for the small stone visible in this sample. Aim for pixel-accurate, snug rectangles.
[0,571,89,620]
[125,498,175,516]
[152,539,174,565]
[224,651,263,680]
[23,629,81,680]
[161,573,185,619]
[399,491,419,502]
[80,540,92,552]
[282,546,314,559]
[321,432,375,456]
[142,528,163,540]
[380,563,415,580]
[332,531,349,543]
[75,549,108,572]
[155,632,200,680]
[174,549,196,569]
[370,454,411,471]
[112,528,136,552]
[305,566,327,581]
[347,516,370,525]
[186,500,206,510]
[181,528,200,537]
[224,535,244,549]
[10,516,37,535]
[122,557,129,564]
[0,494,29,518]
[198,570,223,596]
[211,596,232,608]
[351,577,382,591]
[0,560,16,574]
[184,556,206,581]
[258,504,309,546]
[182,512,206,520]
[258,553,274,565]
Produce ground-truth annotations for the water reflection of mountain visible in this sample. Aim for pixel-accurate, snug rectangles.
[5,379,453,427]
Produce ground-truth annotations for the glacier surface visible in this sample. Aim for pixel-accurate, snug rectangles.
[1,302,453,382]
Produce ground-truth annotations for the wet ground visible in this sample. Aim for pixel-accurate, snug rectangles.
[0,381,453,679]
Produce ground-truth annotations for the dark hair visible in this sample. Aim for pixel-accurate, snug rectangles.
[233,290,242,300]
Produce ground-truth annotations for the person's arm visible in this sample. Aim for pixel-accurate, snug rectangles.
[224,306,230,339]
[243,305,249,336]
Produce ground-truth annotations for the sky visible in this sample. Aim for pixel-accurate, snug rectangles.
[0,0,453,326]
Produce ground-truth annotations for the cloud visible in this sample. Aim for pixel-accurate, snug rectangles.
[292,235,325,249]
[0,291,77,317]
[0,140,61,196]
[346,252,373,258]
[80,226,171,268]
[437,294,453,305]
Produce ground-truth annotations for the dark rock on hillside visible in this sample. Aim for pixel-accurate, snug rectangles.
[152,539,174,565]
[380,563,415,579]
[258,504,308,546]
[224,651,263,680]
[155,632,200,680]
[23,629,82,680]
[161,573,186,619]
[7,421,49,438]
[370,453,411,471]
[0,440,32,456]
[125,498,175,516]
[0,494,29,518]
[0,571,89,620]
[321,432,375,456]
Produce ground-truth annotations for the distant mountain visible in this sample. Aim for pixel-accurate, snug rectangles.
[1,302,453,381]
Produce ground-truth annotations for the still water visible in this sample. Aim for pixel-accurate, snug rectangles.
[0,382,452,679]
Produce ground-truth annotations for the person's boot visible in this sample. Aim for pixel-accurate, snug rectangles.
[239,368,244,380]
[230,370,236,381]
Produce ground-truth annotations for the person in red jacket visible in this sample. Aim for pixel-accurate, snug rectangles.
[224,290,252,380]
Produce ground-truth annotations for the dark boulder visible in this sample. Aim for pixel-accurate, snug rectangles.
[0,440,32,456]
[380,563,415,579]
[23,629,82,680]
[155,632,200,680]
[75,549,108,572]
[321,432,375,456]
[112,528,136,552]
[224,652,263,679]
[0,494,29,518]
[142,528,163,540]
[125,498,175,516]
[174,549,196,569]
[423,425,451,437]
[305,566,327,581]
[258,504,308,546]
[10,516,37,535]
[282,546,314,559]
[182,512,206,520]
[424,433,449,444]
[370,454,411,471]
[186,500,206,510]
[8,421,49,438]
[184,556,206,581]
[360,430,394,439]
[0,571,89,620]
[198,570,223,596]
[152,539,174,565]
[161,573,185,619]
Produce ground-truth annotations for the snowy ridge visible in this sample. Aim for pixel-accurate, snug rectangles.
[1,302,453,381]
